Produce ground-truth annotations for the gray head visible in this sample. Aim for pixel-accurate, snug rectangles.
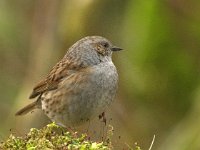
[65,36,122,67]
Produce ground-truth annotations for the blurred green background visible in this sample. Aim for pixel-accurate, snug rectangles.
[1,0,200,149]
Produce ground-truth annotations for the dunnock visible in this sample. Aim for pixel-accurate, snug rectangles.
[16,36,122,127]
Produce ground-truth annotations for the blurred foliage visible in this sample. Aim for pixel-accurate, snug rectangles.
[0,0,200,149]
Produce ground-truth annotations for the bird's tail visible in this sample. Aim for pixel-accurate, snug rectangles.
[15,100,40,116]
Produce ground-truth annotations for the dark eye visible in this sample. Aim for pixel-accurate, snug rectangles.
[102,42,109,48]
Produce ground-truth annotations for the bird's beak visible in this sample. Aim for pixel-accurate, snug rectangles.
[111,46,123,51]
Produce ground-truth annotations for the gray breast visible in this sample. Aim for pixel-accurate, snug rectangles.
[89,61,118,108]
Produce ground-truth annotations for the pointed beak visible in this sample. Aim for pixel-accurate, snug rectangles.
[111,46,123,51]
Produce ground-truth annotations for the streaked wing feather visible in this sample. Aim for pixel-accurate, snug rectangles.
[29,59,78,99]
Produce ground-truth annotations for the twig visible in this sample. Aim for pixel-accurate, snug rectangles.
[148,135,155,150]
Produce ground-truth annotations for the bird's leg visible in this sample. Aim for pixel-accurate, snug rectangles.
[64,126,76,134]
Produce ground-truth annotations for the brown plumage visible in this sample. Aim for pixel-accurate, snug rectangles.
[15,99,41,115]
[15,36,122,127]
[16,58,81,115]
[29,58,82,99]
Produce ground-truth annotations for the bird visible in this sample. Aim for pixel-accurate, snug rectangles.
[15,36,122,127]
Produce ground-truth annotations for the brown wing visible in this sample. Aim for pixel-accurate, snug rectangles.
[29,58,79,99]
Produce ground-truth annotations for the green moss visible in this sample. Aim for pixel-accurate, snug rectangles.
[0,123,109,150]
[0,123,141,150]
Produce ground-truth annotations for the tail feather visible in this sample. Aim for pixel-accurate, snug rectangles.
[15,100,40,116]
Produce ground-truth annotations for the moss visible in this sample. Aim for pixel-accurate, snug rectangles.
[0,123,141,150]
[0,123,109,150]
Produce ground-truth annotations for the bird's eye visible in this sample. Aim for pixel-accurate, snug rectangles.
[102,42,109,48]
